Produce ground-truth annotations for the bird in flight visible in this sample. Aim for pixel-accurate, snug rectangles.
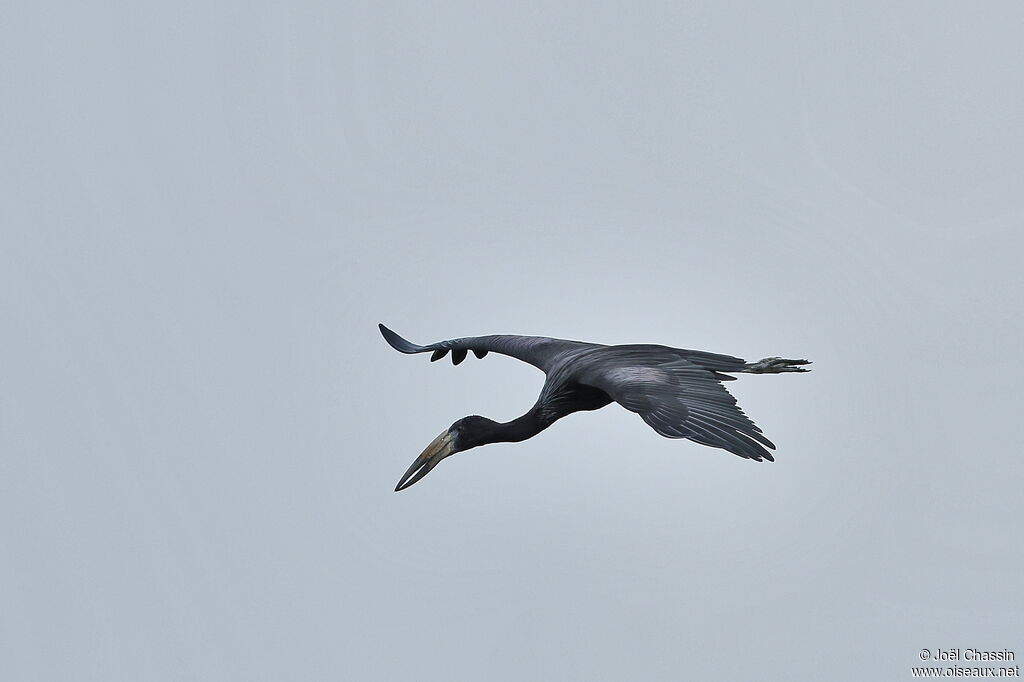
[380,323,810,491]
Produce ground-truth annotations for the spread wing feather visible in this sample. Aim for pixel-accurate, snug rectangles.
[379,323,594,373]
[578,353,776,461]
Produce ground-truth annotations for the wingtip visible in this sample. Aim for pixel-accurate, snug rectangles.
[378,323,424,354]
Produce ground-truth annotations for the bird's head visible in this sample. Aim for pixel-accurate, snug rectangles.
[394,416,497,492]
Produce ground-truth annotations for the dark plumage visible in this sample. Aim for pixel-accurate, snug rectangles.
[380,323,810,491]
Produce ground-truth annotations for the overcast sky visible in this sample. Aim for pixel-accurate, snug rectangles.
[3,2,1022,680]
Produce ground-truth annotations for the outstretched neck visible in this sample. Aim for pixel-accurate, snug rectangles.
[480,407,554,446]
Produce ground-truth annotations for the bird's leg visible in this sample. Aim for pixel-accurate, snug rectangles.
[743,357,812,374]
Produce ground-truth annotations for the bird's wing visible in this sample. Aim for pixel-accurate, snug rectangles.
[578,350,776,461]
[378,324,594,374]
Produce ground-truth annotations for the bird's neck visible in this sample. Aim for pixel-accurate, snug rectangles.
[486,408,554,445]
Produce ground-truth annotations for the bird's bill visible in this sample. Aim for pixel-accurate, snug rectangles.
[394,429,455,492]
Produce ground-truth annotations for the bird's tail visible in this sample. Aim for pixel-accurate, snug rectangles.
[741,357,812,374]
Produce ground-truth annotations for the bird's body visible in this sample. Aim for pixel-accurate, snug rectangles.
[379,324,810,491]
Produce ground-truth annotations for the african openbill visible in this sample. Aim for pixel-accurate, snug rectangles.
[380,324,810,491]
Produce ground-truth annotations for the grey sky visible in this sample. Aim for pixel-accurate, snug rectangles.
[3,2,1022,680]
